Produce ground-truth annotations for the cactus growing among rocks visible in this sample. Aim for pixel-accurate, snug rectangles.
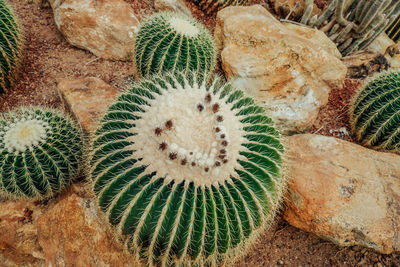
[192,0,248,14]
[350,71,400,154]
[0,0,23,94]
[134,12,216,79]
[0,107,84,200]
[90,71,285,266]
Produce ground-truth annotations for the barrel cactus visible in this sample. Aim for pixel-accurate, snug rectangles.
[350,71,400,154]
[90,71,285,266]
[387,15,400,42]
[0,107,84,200]
[192,0,248,14]
[0,0,23,94]
[134,12,216,80]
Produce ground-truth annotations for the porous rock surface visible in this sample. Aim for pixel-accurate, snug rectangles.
[0,185,137,266]
[57,77,119,133]
[214,5,347,134]
[50,0,139,60]
[284,134,400,254]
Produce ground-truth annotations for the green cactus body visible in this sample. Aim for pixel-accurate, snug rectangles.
[91,72,285,266]
[134,12,216,80]
[350,71,400,154]
[192,0,248,14]
[0,107,84,200]
[0,0,23,94]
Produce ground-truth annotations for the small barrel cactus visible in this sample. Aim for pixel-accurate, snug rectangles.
[0,0,23,94]
[134,12,216,80]
[193,0,248,14]
[91,71,285,266]
[0,107,84,200]
[350,71,400,154]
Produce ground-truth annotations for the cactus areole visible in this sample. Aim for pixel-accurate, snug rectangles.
[91,72,285,266]
[0,107,83,200]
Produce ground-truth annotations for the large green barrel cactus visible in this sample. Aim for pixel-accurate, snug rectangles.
[0,107,84,200]
[90,71,285,266]
[350,71,400,154]
[0,0,23,94]
[134,12,216,80]
[192,0,248,14]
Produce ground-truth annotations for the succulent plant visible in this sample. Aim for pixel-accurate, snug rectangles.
[350,71,400,154]
[386,15,400,42]
[0,0,23,94]
[134,12,216,80]
[282,0,400,56]
[192,0,248,14]
[0,107,84,200]
[90,71,285,266]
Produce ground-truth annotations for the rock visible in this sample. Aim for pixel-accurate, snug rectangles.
[342,52,389,79]
[284,134,400,254]
[271,0,321,21]
[154,0,191,16]
[214,5,347,134]
[0,185,137,266]
[57,77,119,133]
[37,188,136,266]
[366,33,395,55]
[284,23,342,58]
[385,43,400,69]
[51,0,139,60]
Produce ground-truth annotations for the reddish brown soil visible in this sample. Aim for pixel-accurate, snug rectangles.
[1,0,399,267]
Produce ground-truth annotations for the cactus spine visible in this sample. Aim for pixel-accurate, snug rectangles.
[193,0,248,14]
[0,0,23,94]
[134,12,216,80]
[350,71,400,154]
[386,15,400,42]
[90,72,285,266]
[0,107,84,200]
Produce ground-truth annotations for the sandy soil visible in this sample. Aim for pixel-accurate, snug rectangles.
[1,0,399,266]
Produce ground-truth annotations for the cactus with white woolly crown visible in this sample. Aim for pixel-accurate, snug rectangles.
[134,12,216,80]
[90,71,286,266]
[350,70,400,154]
[0,107,84,200]
[0,0,23,94]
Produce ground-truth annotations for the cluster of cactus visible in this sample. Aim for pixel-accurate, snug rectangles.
[350,71,400,154]
[0,0,23,94]
[90,71,285,266]
[134,12,216,80]
[0,107,84,200]
[192,0,248,14]
[285,0,400,56]
[386,15,400,42]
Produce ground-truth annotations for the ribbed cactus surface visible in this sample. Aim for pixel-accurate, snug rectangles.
[91,72,285,266]
[192,0,248,14]
[134,12,216,79]
[0,0,23,94]
[0,107,84,200]
[387,15,400,42]
[350,71,400,154]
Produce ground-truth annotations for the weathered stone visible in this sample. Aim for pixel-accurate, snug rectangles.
[154,0,191,16]
[214,5,347,134]
[284,134,400,254]
[284,23,342,58]
[342,52,389,79]
[271,0,321,21]
[51,0,139,60]
[57,77,119,133]
[385,43,400,69]
[367,33,395,55]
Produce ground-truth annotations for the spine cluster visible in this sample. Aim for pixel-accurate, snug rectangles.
[350,71,400,154]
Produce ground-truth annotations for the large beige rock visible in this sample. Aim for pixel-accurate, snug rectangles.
[0,185,137,266]
[284,134,400,254]
[51,0,139,60]
[342,52,389,79]
[385,43,400,69]
[57,77,119,133]
[215,5,347,134]
[367,33,395,55]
